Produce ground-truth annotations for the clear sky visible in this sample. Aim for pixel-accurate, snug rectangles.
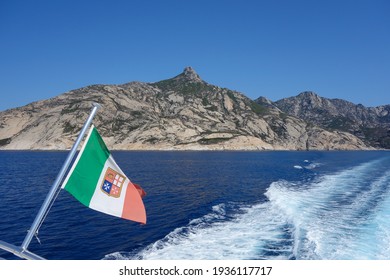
[0,0,389,111]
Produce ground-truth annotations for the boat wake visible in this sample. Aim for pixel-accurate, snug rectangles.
[105,157,390,260]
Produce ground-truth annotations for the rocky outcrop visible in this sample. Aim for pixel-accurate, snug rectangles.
[275,91,390,148]
[0,68,371,150]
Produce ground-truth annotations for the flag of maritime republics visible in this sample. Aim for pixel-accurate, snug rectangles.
[61,125,146,224]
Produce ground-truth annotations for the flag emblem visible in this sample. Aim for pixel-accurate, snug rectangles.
[61,125,147,224]
[101,167,125,198]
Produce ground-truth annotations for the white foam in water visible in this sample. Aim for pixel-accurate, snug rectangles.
[294,160,321,170]
[347,171,390,259]
[125,203,292,260]
[104,202,294,260]
[105,158,390,260]
[266,158,390,259]
[305,162,322,170]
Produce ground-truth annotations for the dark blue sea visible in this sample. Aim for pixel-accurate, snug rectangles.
[1,151,390,260]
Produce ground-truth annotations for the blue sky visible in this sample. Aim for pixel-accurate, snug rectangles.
[0,0,389,111]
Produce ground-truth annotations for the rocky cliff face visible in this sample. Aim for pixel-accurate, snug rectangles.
[275,91,390,148]
[0,68,370,150]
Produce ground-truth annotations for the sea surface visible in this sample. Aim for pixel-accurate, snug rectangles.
[0,151,389,260]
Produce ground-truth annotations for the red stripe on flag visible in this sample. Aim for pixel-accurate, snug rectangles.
[121,182,147,224]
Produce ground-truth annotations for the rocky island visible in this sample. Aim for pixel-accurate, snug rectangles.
[0,67,388,150]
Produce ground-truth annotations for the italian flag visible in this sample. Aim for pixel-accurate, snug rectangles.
[61,125,146,224]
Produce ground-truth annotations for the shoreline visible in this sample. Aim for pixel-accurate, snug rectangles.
[0,148,385,152]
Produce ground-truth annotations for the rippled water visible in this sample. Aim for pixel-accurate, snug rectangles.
[0,151,389,259]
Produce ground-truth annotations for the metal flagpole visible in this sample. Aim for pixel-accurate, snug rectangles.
[20,102,101,252]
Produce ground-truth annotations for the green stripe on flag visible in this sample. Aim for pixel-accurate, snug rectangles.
[64,127,110,206]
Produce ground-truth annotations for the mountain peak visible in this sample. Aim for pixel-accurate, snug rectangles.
[297,91,320,98]
[175,66,202,83]
[183,66,197,74]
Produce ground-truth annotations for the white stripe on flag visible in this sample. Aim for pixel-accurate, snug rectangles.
[89,155,129,218]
